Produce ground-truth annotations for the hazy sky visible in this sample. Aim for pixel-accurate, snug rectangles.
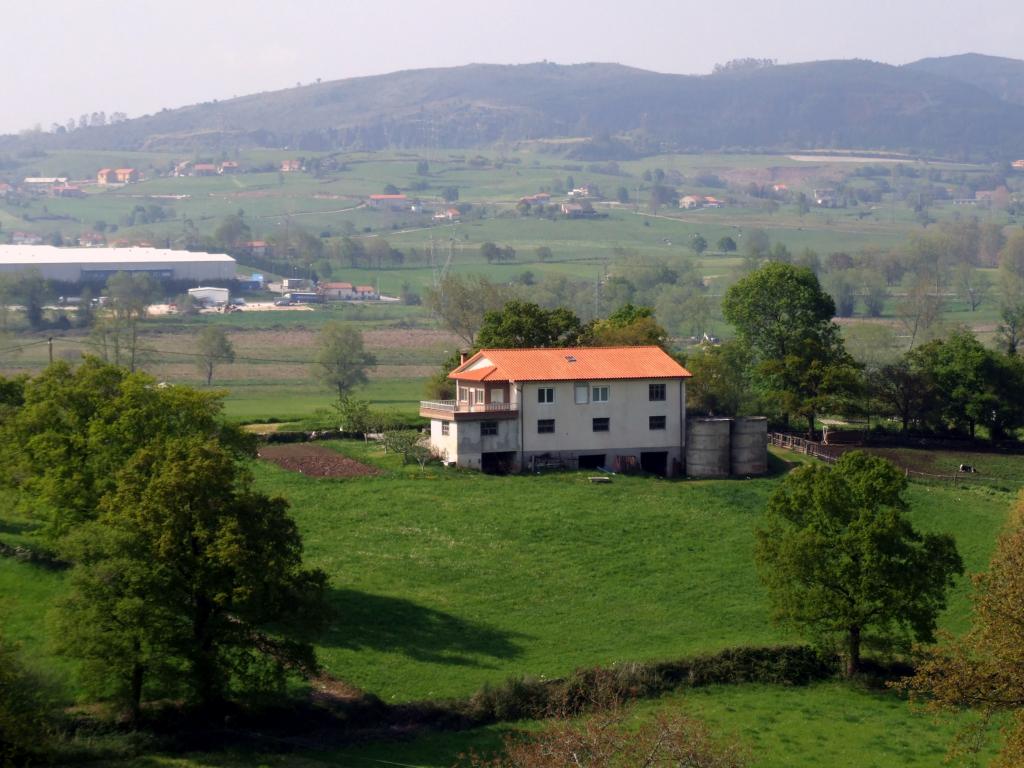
[4,0,1023,135]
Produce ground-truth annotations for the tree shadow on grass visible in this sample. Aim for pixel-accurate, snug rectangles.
[0,519,41,536]
[322,588,528,667]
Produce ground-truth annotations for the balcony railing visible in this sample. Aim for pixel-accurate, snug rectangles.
[420,400,516,414]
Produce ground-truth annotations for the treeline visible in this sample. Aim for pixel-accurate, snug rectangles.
[685,260,1024,441]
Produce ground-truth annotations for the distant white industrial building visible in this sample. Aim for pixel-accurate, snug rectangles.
[0,246,236,283]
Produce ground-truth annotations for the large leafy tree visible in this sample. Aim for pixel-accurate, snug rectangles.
[590,303,667,347]
[93,272,160,371]
[722,262,860,436]
[55,437,328,718]
[0,359,251,537]
[869,358,937,433]
[476,300,590,348]
[685,341,758,417]
[905,493,1024,767]
[755,451,963,677]
[423,274,508,347]
[911,330,1024,440]
[313,322,376,403]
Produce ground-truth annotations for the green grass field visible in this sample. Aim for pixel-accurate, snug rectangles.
[1,442,1016,763]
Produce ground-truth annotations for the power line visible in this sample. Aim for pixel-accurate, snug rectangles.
[0,338,51,356]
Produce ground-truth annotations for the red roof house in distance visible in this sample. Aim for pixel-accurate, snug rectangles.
[280,159,301,172]
[114,168,140,183]
[96,168,116,185]
[421,346,692,475]
[50,184,85,198]
[367,193,408,210]
[318,281,355,300]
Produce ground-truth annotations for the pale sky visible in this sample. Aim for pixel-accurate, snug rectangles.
[4,0,1023,135]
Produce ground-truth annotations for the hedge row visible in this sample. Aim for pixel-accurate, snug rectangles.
[461,645,836,724]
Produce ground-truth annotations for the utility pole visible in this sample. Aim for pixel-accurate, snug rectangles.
[48,337,53,364]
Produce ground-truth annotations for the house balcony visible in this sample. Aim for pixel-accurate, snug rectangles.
[419,400,519,421]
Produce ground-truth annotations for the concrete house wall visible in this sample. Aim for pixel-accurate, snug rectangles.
[518,379,685,470]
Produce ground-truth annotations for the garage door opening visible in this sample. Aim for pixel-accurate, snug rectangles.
[481,451,516,475]
[640,451,668,476]
[577,454,606,471]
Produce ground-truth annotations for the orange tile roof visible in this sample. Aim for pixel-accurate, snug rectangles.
[369,194,407,200]
[450,346,691,382]
[454,365,498,382]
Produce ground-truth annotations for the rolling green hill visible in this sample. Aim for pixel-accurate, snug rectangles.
[4,57,1024,158]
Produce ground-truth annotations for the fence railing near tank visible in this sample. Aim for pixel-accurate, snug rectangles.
[768,432,842,463]
[769,432,988,486]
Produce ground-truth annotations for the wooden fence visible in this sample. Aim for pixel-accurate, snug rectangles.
[768,432,986,486]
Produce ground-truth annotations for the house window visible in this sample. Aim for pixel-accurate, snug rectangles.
[459,386,469,402]
[574,383,589,404]
[649,383,666,401]
[592,417,610,432]
[592,385,609,403]
[537,419,555,434]
[538,387,555,404]
[649,415,666,430]
[480,421,498,437]
[441,421,450,436]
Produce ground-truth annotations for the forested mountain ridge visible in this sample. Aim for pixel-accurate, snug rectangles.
[905,53,1024,107]
[5,55,1024,159]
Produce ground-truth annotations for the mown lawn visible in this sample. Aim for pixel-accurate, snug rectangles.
[247,441,1012,701]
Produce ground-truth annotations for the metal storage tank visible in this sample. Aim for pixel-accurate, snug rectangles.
[731,417,768,475]
[685,418,732,478]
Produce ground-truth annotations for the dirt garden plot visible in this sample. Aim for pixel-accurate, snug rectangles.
[258,444,381,478]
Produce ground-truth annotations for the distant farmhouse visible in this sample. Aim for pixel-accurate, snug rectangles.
[678,195,724,210]
[0,245,235,283]
[318,281,356,300]
[317,282,380,301]
[433,207,461,221]
[367,193,408,210]
[519,193,551,205]
[50,183,85,198]
[280,159,302,172]
[813,189,837,207]
[97,168,139,184]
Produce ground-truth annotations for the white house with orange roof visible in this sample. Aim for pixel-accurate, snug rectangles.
[420,346,691,475]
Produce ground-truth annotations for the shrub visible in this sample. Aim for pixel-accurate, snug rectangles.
[466,676,551,722]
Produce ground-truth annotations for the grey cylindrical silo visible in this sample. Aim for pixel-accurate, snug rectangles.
[685,418,732,477]
[731,417,768,475]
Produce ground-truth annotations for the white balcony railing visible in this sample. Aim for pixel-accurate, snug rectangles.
[420,400,516,414]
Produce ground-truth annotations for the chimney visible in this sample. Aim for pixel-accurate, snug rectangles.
[459,351,467,365]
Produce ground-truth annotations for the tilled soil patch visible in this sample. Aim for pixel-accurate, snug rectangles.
[257,444,381,478]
